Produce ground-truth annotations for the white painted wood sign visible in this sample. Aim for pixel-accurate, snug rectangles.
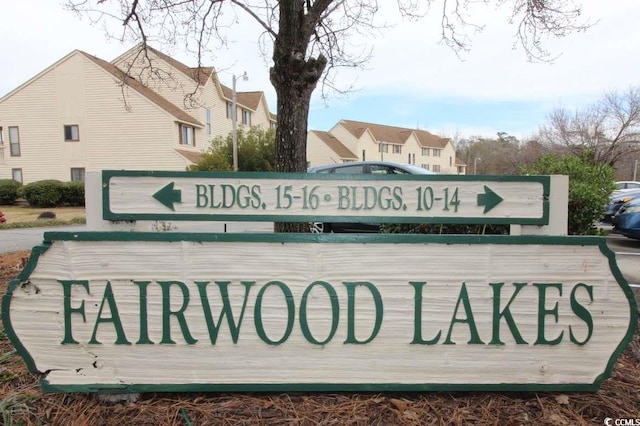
[102,170,550,225]
[3,232,636,393]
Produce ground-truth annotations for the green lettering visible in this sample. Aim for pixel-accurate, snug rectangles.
[534,283,564,345]
[489,282,528,345]
[444,282,484,345]
[195,184,207,207]
[300,281,339,345]
[254,281,294,345]
[58,280,90,344]
[569,283,594,345]
[337,186,350,209]
[197,281,254,344]
[343,281,383,344]
[134,281,153,344]
[157,281,197,345]
[410,282,441,345]
[89,281,130,345]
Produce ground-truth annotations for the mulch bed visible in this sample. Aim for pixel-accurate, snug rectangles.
[1,251,639,425]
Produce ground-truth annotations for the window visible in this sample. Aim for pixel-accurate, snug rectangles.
[450,156,453,167]
[70,168,85,182]
[179,124,195,146]
[432,164,441,173]
[242,109,251,126]
[421,164,430,170]
[226,102,233,119]
[12,168,23,183]
[332,164,365,174]
[205,108,211,135]
[370,164,411,175]
[64,125,79,141]
[270,121,277,130]
[9,126,20,157]
[0,126,3,144]
[422,148,430,156]
[392,145,402,154]
[378,143,388,153]
[433,149,442,157]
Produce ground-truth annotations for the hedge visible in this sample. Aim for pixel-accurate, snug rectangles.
[22,180,65,207]
[61,181,85,207]
[0,179,22,205]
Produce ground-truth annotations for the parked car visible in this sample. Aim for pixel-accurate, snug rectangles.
[603,188,640,223]
[307,161,435,233]
[308,161,436,176]
[612,196,640,240]
[614,180,640,193]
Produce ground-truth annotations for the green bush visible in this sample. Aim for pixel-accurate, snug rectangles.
[22,180,65,207]
[520,153,615,235]
[61,181,85,206]
[383,223,509,235]
[0,179,21,205]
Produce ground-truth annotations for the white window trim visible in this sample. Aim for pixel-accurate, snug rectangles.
[64,124,79,142]
[179,124,195,146]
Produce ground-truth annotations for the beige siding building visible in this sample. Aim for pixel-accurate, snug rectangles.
[307,119,466,174]
[0,45,275,184]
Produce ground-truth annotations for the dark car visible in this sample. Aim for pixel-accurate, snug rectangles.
[603,188,640,223]
[612,196,640,239]
[307,161,435,233]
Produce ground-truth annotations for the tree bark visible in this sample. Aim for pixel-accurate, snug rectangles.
[270,2,327,233]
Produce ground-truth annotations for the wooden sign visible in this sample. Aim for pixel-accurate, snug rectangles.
[3,232,636,393]
[102,171,550,225]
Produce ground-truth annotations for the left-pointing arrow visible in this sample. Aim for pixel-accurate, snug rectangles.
[153,182,182,211]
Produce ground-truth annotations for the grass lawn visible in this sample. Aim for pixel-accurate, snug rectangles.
[0,205,85,228]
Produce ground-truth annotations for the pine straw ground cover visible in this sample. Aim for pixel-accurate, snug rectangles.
[1,251,639,426]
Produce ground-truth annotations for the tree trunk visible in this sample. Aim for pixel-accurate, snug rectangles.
[270,3,327,233]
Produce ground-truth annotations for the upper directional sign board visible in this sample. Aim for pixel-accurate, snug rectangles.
[102,170,550,225]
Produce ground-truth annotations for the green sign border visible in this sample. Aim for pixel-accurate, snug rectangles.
[102,170,550,225]
[3,232,636,393]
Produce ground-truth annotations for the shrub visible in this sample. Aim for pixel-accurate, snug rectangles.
[22,180,64,207]
[0,179,21,205]
[61,181,85,206]
[383,223,509,235]
[38,211,57,219]
[520,153,615,235]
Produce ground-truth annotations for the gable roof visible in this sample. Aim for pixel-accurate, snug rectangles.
[81,51,202,126]
[142,45,215,87]
[175,148,203,164]
[340,119,449,148]
[124,44,277,122]
[310,130,358,159]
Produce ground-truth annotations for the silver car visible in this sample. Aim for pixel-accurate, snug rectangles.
[307,161,434,233]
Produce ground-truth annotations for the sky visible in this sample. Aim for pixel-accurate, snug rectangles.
[2,1,639,141]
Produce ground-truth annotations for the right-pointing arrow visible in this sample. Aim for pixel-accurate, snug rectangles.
[477,185,504,214]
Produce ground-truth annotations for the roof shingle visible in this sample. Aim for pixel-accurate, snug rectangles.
[311,131,358,159]
[340,119,449,148]
[81,51,202,126]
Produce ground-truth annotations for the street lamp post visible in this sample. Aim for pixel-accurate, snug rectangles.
[232,72,248,172]
[474,157,481,175]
